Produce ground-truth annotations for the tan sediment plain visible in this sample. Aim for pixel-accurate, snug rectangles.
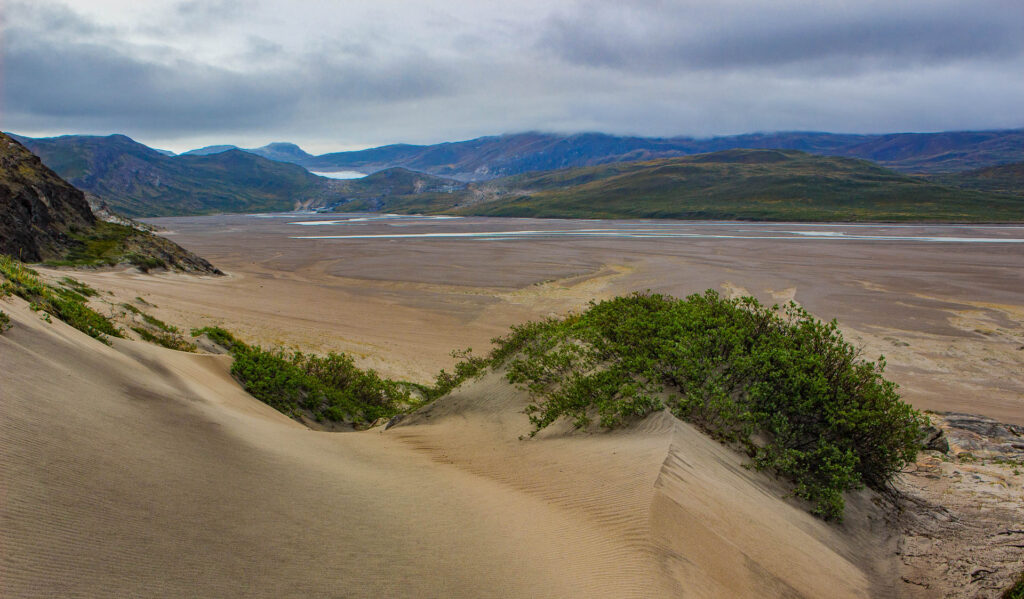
[63,215,1024,423]
[1,296,894,598]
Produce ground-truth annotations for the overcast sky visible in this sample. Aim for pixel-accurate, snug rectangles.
[3,0,1023,153]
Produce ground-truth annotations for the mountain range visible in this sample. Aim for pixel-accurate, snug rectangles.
[7,129,1024,221]
[180,129,1024,180]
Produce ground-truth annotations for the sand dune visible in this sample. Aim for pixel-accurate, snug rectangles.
[1,294,894,597]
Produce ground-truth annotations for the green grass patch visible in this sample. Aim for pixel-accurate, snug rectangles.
[0,256,122,343]
[193,327,417,427]
[462,291,923,520]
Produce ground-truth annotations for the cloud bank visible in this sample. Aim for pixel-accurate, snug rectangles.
[3,0,1023,152]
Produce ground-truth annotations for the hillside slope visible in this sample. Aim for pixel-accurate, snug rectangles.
[0,133,219,272]
[12,134,339,217]
[343,149,1024,222]
[933,161,1024,197]
[326,167,466,212]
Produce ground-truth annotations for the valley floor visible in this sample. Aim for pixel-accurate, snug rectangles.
[3,215,1022,597]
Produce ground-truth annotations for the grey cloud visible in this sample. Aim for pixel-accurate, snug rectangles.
[2,3,458,137]
[2,0,1021,150]
[3,32,294,131]
[5,0,118,37]
[536,0,1024,74]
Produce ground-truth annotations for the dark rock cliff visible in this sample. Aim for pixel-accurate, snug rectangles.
[0,133,95,261]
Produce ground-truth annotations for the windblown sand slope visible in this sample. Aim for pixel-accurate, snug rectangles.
[1,296,891,598]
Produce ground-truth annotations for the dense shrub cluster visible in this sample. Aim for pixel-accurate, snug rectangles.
[194,327,414,427]
[482,291,923,520]
[0,256,122,342]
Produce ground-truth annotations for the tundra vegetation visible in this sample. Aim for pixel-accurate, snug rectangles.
[0,256,122,342]
[121,302,197,352]
[1005,572,1024,599]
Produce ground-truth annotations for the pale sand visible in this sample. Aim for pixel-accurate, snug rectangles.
[4,215,1021,597]
[0,296,890,597]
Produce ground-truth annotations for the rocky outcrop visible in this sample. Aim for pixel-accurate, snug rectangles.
[0,133,95,261]
[895,412,1024,598]
[0,133,221,275]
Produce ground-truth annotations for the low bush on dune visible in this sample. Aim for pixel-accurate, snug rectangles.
[0,309,10,333]
[193,327,415,427]
[0,256,123,343]
[459,291,923,520]
[121,302,197,352]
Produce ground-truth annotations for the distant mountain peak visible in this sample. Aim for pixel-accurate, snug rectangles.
[182,144,240,156]
[248,142,312,162]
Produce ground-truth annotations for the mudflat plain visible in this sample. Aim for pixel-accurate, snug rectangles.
[73,213,1024,425]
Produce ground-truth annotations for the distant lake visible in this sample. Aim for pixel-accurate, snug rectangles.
[309,170,366,179]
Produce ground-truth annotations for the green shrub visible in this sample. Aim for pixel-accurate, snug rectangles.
[194,327,414,427]
[430,348,490,399]
[0,309,10,333]
[482,291,923,520]
[192,325,242,350]
[0,256,122,343]
[126,253,166,272]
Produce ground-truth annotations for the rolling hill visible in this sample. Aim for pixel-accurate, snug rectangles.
[11,134,340,217]
[324,167,466,212]
[932,161,1024,198]
[344,149,1024,222]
